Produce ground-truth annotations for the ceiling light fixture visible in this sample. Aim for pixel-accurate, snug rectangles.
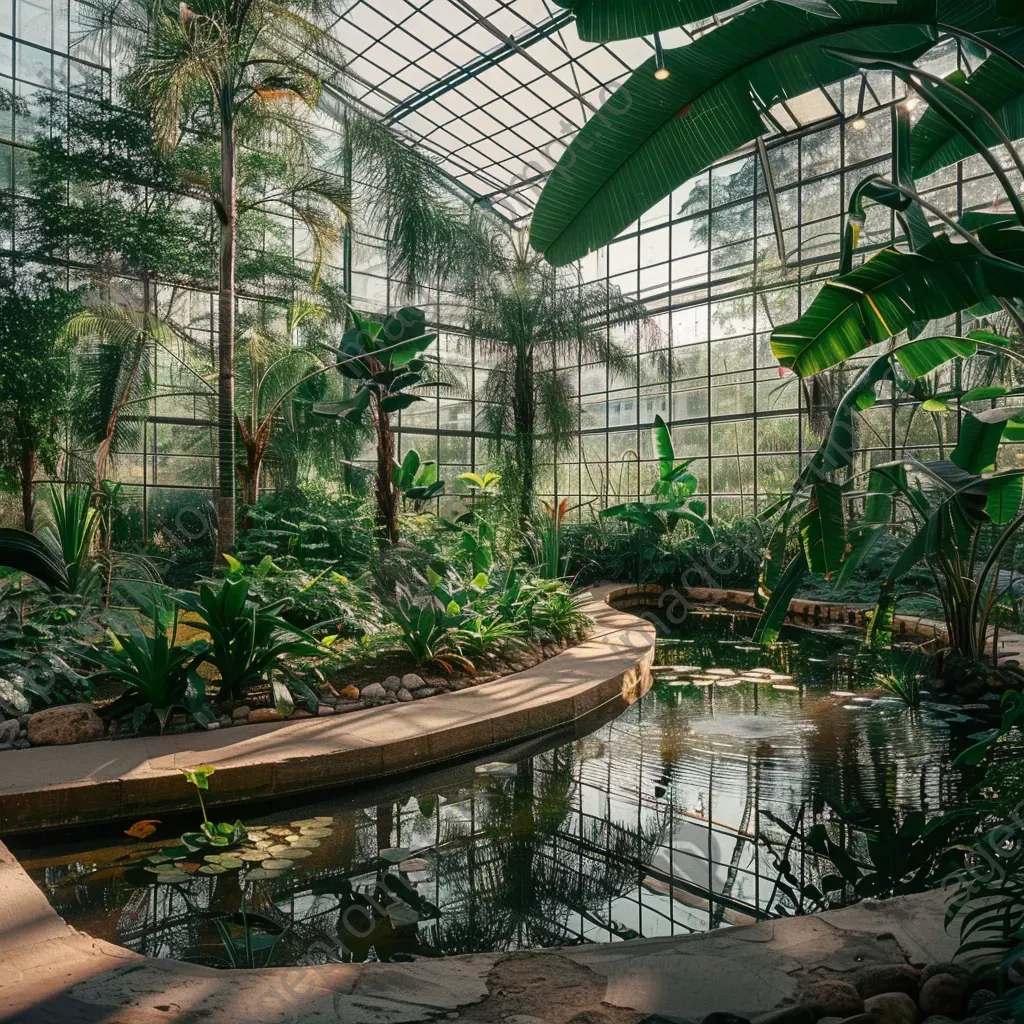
[654,33,670,81]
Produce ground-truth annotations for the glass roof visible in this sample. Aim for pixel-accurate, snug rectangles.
[323,1,871,224]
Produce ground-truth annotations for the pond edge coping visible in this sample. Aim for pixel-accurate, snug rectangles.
[0,584,655,835]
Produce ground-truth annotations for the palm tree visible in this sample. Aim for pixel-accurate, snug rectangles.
[458,227,652,522]
[99,0,351,556]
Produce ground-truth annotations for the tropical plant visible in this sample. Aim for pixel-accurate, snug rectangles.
[536,498,569,579]
[602,416,713,541]
[87,605,212,732]
[0,529,70,591]
[393,449,444,510]
[314,306,439,545]
[458,226,648,521]
[529,1,1020,266]
[42,486,101,598]
[173,576,325,712]
[0,277,81,531]
[385,586,474,673]
[178,765,249,852]
[99,0,354,555]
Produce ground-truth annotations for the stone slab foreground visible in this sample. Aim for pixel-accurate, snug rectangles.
[0,587,655,834]
[0,831,956,1024]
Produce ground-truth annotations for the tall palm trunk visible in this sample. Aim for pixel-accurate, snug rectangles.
[216,92,237,557]
[19,441,35,532]
[374,398,398,545]
[513,343,535,523]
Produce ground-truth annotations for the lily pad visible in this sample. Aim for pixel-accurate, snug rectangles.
[238,850,268,862]
[261,858,294,870]
[218,857,244,870]
[288,836,321,849]
[152,869,190,883]
[299,828,333,838]
[245,868,284,880]
[146,854,173,865]
[266,845,293,857]
[772,684,799,692]
[285,848,313,860]
[266,826,293,837]
[198,864,227,875]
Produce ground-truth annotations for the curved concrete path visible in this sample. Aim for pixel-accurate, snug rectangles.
[0,834,955,1024]
[0,587,655,835]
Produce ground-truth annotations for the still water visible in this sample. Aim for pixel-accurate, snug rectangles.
[12,611,971,967]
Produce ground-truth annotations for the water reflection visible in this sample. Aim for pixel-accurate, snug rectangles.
[17,612,970,965]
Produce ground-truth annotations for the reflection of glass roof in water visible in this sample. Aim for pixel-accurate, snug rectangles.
[322,1,853,223]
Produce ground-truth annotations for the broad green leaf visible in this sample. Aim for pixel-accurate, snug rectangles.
[865,580,895,647]
[379,394,422,414]
[180,765,215,790]
[530,2,938,266]
[986,472,1024,524]
[553,0,751,42]
[911,36,1024,177]
[962,386,1010,402]
[891,335,977,379]
[221,552,243,574]
[921,398,948,412]
[772,230,1024,377]
[799,481,846,577]
[951,408,1022,473]
[754,553,808,645]
[0,528,70,591]
[652,414,675,479]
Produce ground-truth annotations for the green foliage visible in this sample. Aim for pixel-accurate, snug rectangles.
[178,765,249,852]
[87,605,212,733]
[173,577,325,710]
[602,417,712,541]
[42,486,101,599]
[0,276,81,529]
[0,529,70,591]
[393,449,444,508]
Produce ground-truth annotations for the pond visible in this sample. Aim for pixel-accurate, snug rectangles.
[10,610,983,968]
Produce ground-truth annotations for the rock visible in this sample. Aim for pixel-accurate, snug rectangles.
[918,973,970,1018]
[966,991,996,1017]
[339,685,360,701]
[0,719,19,745]
[290,709,314,719]
[361,682,387,702]
[0,743,12,752]
[317,705,335,716]
[752,1007,815,1024]
[853,965,920,1000]
[804,980,863,1018]
[702,1014,750,1024]
[415,687,439,699]
[863,992,918,1024]
[218,715,231,728]
[204,721,220,730]
[920,964,970,985]
[382,675,402,693]
[232,705,251,721]
[27,704,104,746]
[17,714,28,728]
[247,708,282,723]
[402,673,427,691]
[397,688,413,702]
[12,738,29,749]
[450,678,470,690]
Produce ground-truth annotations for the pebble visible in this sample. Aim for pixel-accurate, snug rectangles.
[402,673,427,691]
[361,682,387,701]
[232,705,251,721]
[863,992,918,1024]
[397,688,414,702]
[0,719,19,745]
[204,721,220,730]
[12,738,29,749]
[918,973,969,1018]
[317,705,335,716]
[416,687,439,698]
[853,964,920,999]
[382,675,402,693]
[339,685,360,701]
[334,701,365,714]
[218,715,231,728]
[804,980,863,1018]
[290,709,314,719]
[247,708,282,723]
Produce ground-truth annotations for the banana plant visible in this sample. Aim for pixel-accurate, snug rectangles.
[392,449,444,510]
[314,306,438,545]
[754,333,1024,663]
[601,415,713,541]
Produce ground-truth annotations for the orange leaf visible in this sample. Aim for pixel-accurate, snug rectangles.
[124,819,161,839]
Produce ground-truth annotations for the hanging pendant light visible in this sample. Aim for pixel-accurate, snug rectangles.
[654,33,670,81]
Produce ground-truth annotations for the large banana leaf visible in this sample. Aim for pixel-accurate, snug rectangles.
[529,0,1018,267]
[911,32,1024,178]
[799,481,846,575]
[0,528,70,590]
[553,0,847,42]
[950,407,1024,473]
[771,228,1024,377]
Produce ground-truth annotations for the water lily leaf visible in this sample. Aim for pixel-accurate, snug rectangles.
[261,859,294,870]
[199,864,227,875]
[245,868,284,880]
[285,848,313,859]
